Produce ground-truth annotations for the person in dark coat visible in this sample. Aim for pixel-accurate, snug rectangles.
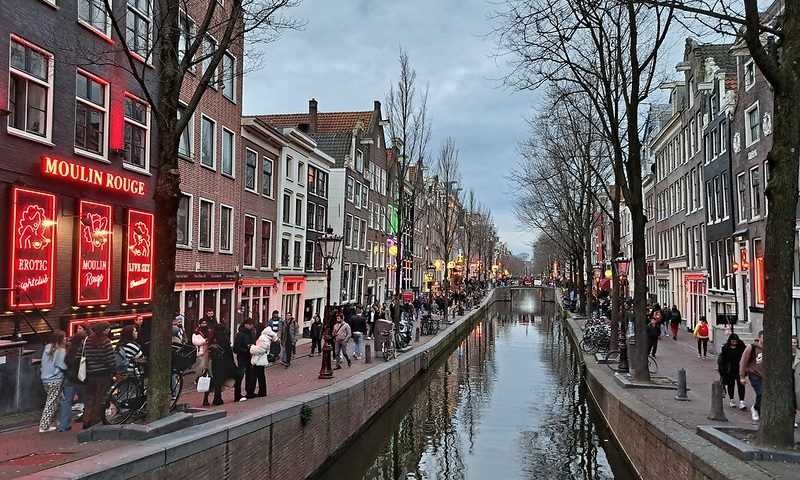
[660,305,672,338]
[718,333,747,410]
[206,327,240,406]
[82,322,116,429]
[646,312,662,358]
[669,305,682,340]
[310,314,323,356]
[233,319,255,401]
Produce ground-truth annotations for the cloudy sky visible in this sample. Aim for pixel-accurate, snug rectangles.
[242,0,536,255]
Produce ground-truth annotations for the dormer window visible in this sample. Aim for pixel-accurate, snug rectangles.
[744,60,755,90]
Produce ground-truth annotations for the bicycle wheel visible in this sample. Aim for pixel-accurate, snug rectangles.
[579,338,597,354]
[170,371,184,409]
[648,356,658,375]
[382,340,395,361]
[604,350,621,372]
[103,377,139,425]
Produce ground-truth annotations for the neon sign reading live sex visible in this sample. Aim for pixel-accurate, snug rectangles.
[125,209,154,302]
[77,200,113,305]
[10,187,57,308]
[41,156,146,196]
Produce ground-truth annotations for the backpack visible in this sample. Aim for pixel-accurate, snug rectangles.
[267,340,282,363]
[699,323,709,337]
[114,348,127,371]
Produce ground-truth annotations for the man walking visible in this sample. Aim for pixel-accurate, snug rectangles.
[349,307,367,359]
[333,313,351,369]
[279,312,298,367]
[233,319,255,402]
[740,331,764,422]
[310,314,323,356]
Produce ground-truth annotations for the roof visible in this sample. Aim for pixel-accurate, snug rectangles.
[309,133,352,168]
[685,39,736,74]
[251,111,373,134]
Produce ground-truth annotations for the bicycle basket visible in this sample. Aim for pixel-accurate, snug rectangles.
[171,344,197,372]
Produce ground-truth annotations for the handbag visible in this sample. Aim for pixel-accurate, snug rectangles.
[77,338,88,382]
[196,372,211,393]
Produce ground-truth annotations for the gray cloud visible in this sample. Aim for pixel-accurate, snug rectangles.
[244,0,533,254]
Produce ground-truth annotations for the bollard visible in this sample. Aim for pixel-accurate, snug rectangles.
[674,368,689,401]
[364,344,372,363]
[415,327,420,342]
[707,381,728,421]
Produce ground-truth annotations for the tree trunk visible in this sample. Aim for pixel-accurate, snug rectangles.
[757,85,799,448]
[610,193,621,351]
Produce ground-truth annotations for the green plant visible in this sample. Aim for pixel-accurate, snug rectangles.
[300,404,313,427]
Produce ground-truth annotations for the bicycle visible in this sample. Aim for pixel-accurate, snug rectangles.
[604,350,658,375]
[380,324,397,361]
[420,314,439,336]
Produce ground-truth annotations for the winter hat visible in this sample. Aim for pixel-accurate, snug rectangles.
[92,321,110,333]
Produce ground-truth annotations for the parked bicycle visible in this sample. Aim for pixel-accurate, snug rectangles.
[579,324,611,354]
[604,350,658,375]
[420,313,439,336]
[380,323,397,361]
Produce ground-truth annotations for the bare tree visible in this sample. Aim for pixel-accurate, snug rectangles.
[463,189,478,281]
[430,139,463,323]
[71,0,302,420]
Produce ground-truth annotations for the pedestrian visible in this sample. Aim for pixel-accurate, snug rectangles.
[192,318,211,372]
[718,334,747,410]
[693,316,711,359]
[670,305,682,340]
[116,325,146,375]
[349,307,367,359]
[206,327,240,406]
[333,313,351,369]
[133,314,151,355]
[660,304,672,337]
[279,312,298,367]
[739,331,764,422]
[173,313,186,343]
[646,313,661,358]
[201,309,219,330]
[82,322,116,429]
[249,325,278,397]
[58,329,87,431]
[310,314,323,356]
[39,330,67,433]
[233,319,255,402]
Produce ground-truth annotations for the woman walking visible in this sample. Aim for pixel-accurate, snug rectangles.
[39,331,67,433]
[58,330,87,431]
[250,325,278,397]
[718,334,747,410]
[206,327,239,406]
[670,305,682,340]
[82,322,116,429]
[309,314,323,356]
[693,316,711,359]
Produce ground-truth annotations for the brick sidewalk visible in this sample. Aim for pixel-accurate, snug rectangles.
[0,313,459,479]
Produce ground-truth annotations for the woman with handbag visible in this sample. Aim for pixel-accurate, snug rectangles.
[82,322,116,429]
[250,326,278,397]
[39,330,67,432]
[192,319,211,370]
[204,327,238,406]
[57,329,87,431]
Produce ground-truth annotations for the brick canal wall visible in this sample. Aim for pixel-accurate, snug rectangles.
[37,290,506,480]
[561,311,770,480]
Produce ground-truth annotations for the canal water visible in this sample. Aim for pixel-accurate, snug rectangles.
[314,299,637,480]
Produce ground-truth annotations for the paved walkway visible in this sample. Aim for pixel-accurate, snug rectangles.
[0,312,465,479]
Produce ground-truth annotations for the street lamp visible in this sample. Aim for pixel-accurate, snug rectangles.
[613,256,631,373]
[317,227,343,380]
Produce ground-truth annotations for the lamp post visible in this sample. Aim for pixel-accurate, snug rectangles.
[613,256,631,373]
[317,227,343,380]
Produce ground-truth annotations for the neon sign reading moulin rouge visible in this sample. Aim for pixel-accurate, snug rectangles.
[77,200,112,305]
[125,209,154,302]
[41,156,146,197]
[10,187,57,308]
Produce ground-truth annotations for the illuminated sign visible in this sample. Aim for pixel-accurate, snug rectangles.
[76,200,112,305]
[10,187,57,308]
[125,209,154,302]
[41,156,146,196]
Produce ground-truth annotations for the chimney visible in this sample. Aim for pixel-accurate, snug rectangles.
[373,100,381,113]
[309,98,318,133]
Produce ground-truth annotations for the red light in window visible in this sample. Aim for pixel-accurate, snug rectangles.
[76,200,113,305]
[125,209,154,302]
[9,187,57,308]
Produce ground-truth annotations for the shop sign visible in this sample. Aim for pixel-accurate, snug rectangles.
[125,209,154,302]
[76,200,112,305]
[10,187,57,308]
[41,156,146,197]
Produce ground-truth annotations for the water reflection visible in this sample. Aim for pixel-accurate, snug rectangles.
[314,300,634,480]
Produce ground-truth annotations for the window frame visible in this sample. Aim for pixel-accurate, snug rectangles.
[221,51,236,101]
[736,172,748,224]
[78,0,112,40]
[244,147,258,193]
[198,198,215,251]
[126,0,153,63]
[243,214,257,268]
[282,191,292,225]
[200,114,217,170]
[122,92,151,174]
[749,164,762,219]
[744,101,761,147]
[221,126,235,178]
[260,219,272,270]
[176,193,193,249]
[218,203,234,254]
[74,68,110,161]
[261,157,273,198]
[201,35,218,88]
[295,196,303,227]
[7,36,55,144]
[744,59,756,91]
[177,102,193,160]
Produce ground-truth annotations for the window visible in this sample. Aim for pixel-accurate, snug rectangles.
[126,0,152,60]
[750,165,762,217]
[262,158,273,196]
[177,194,192,247]
[244,148,257,192]
[242,215,256,267]
[282,192,291,224]
[315,205,326,231]
[745,102,760,146]
[744,60,755,89]
[8,37,53,141]
[764,160,770,216]
[221,52,235,100]
[178,105,192,158]
[78,0,110,36]
[307,202,316,230]
[286,156,293,180]
[201,115,216,168]
[74,70,107,157]
[362,185,368,209]
[360,219,367,250]
[352,217,361,250]
[721,172,730,219]
[221,128,235,176]
[219,205,233,253]
[281,238,290,267]
[295,197,303,226]
[346,176,354,201]
[712,176,721,221]
[178,12,194,65]
[293,240,302,268]
[198,198,214,250]
[754,238,765,305]
[342,263,350,300]
[355,149,364,173]
[317,171,328,198]
[354,181,362,207]
[260,220,272,268]
[202,36,217,87]
[344,214,353,247]
[123,94,149,171]
[308,167,317,194]
[737,172,747,223]
[297,162,305,186]
[305,241,315,271]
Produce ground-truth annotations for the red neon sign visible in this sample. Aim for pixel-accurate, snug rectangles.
[41,156,146,196]
[125,209,154,302]
[9,187,57,308]
[76,200,113,305]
